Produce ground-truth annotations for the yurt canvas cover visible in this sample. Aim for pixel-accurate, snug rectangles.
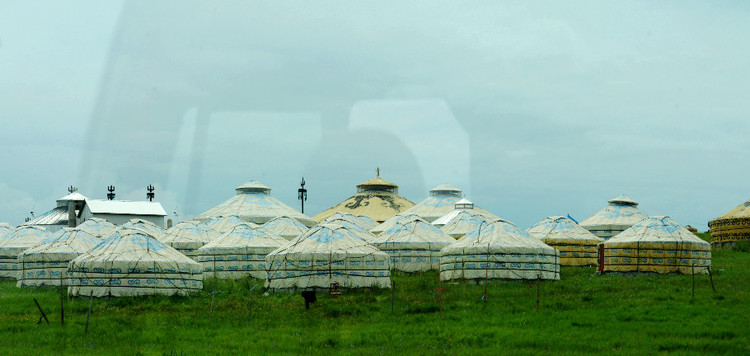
[76,218,118,239]
[197,215,256,234]
[162,221,217,260]
[370,214,420,235]
[371,217,455,272]
[527,216,604,266]
[319,217,379,243]
[440,219,560,281]
[68,229,203,297]
[196,224,287,279]
[0,223,12,238]
[265,224,391,290]
[438,209,495,239]
[195,181,317,227]
[260,216,309,240]
[580,195,648,239]
[122,218,165,240]
[313,174,414,223]
[17,228,99,287]
[601,216,711,274]
[0,226,50,278]
[708,198,750,246]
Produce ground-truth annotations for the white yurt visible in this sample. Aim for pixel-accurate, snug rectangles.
[371,217,455,272]
[76,218,118,239]
[1,223,15,238]
[195,180,317,227]
[260,216,309,240]
[527,216,604,266]
[68,229,203,297]
[0,226,50,278]
[196,224,287,279]
[600,216,711,274]
[320,217,379,243]
[162,221,217,260]
[438,209,495,239]
[197,215,256,234]
[322,212,376,231]
[122,218,165,240]
[370,213,414,235]
[580,195,649,239]
[440,219,560,281]
[265,224,391,290]
[17,228,99,287]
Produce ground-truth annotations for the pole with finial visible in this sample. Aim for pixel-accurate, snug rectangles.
[376,167,380,177]
[298,177,307,214]
[68,185,77,193]
[107,186,116,200]
[146,185,155,202]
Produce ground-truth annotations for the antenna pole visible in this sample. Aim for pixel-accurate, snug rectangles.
[298,177,307,214]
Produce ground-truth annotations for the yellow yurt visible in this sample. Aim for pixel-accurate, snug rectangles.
[313,170,414,223]
[708,199,750,247]
[600,216,711,274]
[527,216,603,266]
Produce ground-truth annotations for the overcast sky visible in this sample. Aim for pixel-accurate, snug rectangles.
[1,1,748,229]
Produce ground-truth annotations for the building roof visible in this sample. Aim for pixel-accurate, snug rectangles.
[18,228,100,263]
[580,195,648,229]
[56,192,88,203]
[85,199,167,216]
[607,194,639,206]
[21,206,70,227]
[260,216,309,240]
[313,174,414,223]
[527,216,603,243]
[713,199,750,220]
[196,180,316,227]
[197,224,287,254]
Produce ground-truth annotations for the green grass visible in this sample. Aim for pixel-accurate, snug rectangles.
[1,249,749,355]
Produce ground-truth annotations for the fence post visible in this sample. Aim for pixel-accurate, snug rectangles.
[60,273,65,326]
[85,291,93,333]
[691,264,695,299]
[707,266,716,292]
[33,298,49,325]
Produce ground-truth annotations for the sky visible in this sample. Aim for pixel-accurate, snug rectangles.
[1,1,748,230]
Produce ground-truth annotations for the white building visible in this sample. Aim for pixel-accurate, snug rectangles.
[80,199,167,228]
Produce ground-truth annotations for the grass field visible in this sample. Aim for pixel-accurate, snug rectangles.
[1,246,748,355]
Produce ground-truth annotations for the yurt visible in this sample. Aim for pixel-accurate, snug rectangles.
[76,218,118,239]
[432,198,498,227]
[194,180,316,227]
[708,198,750,247]
[436,203,497,239]
[580,195,649,239]
[370,213,418,235]
[197,215,255,234]
[400,184,496,223]
[600,216,711,274]
[68,229,203,297]
[0,223,12,238]
[0,226,50,278]
[265,224,391,290]
[371,217,455,272]
[17,228,99,287]
[260,216,309,240]
[196,224,287,279]
[122,218,165,239]
[320,217,379,243]
[440,219,560,281]
[527,216,604,266]
[162,221,217,260]
[313,171,414,223]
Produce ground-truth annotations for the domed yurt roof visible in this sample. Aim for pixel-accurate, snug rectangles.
[313,170,414,224]
[162,221,217,258]
[265,224,391,290]
[195,180,316,227]
[601,216,711,274]
[122,218,165,239]
[260,216,309,240]
[440,219,560,281]
[196,215,256,234]
[580,194,649,239]
[17,228,99,287]
[431,198,499,227]
[438,209,496,239]
[75,218,118,239]
[370,214,421,235]
[319,217,378,243]
[527,216,603,266]
[68,229,203,297]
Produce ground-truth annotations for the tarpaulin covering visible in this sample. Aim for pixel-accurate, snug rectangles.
[162,221,218,261]
[371,217,454,272]
[440,219,560,281]
[265,224,391,290]
[260,216,309,240]
[17,228,99,287]
[196,224,286,279]
[527,216,603,266]
[600,216,711,274]
[0,226,50,278]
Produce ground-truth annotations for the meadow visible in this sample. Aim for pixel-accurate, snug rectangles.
[1,242,748,354]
